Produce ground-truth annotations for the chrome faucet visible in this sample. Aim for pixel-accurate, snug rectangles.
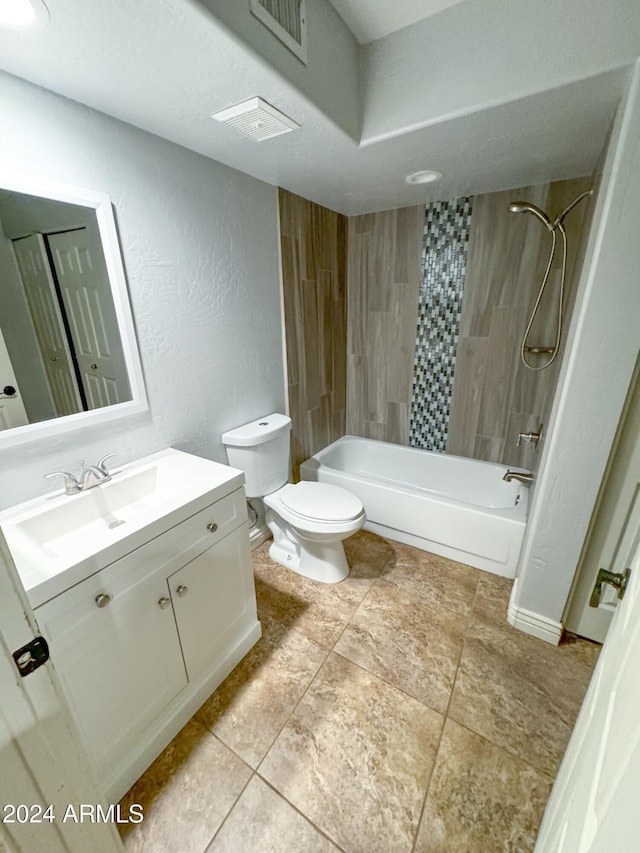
[503,470,535,485]
[45,453,116,495]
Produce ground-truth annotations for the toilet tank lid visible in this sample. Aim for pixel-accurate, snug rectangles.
[221,413,292,447]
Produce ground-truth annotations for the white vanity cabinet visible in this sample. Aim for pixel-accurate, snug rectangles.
[33,484,260,800]
[168,522,254,682]
[34,545,189,781]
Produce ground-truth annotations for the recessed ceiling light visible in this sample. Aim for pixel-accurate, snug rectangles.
[0,0,48,29]
[405,170,443,185]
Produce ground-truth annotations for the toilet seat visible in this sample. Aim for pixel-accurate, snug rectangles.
[281,481,363,522]
[264,482,365,536]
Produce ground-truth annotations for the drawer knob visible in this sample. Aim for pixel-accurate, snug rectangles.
[95,593,111,608]
[158,597,171,610]
[176,584,188,597]
[206,522,218,533]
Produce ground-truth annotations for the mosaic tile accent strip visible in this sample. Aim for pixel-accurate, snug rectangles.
[410,198,473,451]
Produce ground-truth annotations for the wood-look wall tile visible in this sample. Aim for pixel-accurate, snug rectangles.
[388,283,420,404]
[288,381,308,483]
[347,230,369,357]
[317,270,333,398]
[386,402,409,445]
[394,206,422,284]
[364,420,385,440]
[365,312,389,423]
[449,177,593,466]
[353,213,374,235]
[345,206,423,445]
[446,337,488,457]
[331,409,346,442]
[473,435,506,463]
[346,354,367,435]
[332,298,347,411]
[334,215,347,302]
[280,235,303,385]
[280,190,348,475]
[301,280,322,409]
[476,306,514,439]
[307,395,332,457]
[368,210,396,312]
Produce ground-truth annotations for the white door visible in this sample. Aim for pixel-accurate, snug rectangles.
[0,326,28,429]
[565,365,640,641]
[11,233,83,417]
[0,534,121,853]
[47,228,129,410]
[535,533,640,850]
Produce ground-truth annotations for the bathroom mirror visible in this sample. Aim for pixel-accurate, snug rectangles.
[0,172,147,449]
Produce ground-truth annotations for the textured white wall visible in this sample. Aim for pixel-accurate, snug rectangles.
[0,72,286,508]
[512,63,640,624]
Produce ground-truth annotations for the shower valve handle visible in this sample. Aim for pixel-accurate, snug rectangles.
[516,424,543,447]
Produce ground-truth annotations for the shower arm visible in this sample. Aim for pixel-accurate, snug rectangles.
[552,189,593,230]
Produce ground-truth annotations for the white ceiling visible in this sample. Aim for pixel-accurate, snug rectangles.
[327,0,466,44]
[0,0,637,215]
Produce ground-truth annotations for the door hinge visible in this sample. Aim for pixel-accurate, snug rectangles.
[589,567,631,608]
[12,636,50,677]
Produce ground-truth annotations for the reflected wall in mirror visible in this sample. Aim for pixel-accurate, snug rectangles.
[0,174,147,448]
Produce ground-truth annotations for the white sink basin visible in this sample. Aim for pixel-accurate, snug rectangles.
[0,449,245,607]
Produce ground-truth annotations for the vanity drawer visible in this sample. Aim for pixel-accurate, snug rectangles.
[132,486,248,577]
[168,487,248,555]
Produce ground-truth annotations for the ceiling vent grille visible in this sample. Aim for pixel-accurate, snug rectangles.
[250,0,307,65]
[211,97,301,142]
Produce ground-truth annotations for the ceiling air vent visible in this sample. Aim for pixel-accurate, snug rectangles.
[211,97,301,142]
[250,0,307,65]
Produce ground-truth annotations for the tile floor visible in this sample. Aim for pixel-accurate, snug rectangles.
[119,531,600,853]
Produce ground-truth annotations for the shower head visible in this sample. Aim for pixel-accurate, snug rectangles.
[508,201,554,231]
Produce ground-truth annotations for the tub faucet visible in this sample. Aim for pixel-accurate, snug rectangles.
[503,470,535,485]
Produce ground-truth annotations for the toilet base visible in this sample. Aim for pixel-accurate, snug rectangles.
[265,510,351,583]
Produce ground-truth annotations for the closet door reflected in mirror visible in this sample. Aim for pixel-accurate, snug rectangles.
[0,188,132,432]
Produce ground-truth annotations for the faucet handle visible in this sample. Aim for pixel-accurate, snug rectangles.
[44,471,80,495]
[516,423,543,447]
[97,452,116,474]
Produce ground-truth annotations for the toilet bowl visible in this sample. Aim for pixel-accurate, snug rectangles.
[264,481,365,583]
[221,413,365,583]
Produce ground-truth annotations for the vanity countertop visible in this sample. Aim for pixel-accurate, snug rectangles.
[0,448,245,608]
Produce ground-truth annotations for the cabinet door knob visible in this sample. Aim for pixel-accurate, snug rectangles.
[158,597,171,610]
[206,522,218,533]
[176,584,188,597]
[95,593,111,608]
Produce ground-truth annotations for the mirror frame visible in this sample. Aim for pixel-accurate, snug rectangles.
[0,170,148,449]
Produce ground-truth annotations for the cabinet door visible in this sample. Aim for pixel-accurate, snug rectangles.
[169,523,256,682]
[36,551,187,781]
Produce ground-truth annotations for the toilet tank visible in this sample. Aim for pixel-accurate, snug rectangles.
[221,413,292,498]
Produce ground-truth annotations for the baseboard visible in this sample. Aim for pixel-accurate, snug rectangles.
[250,523,270,549]
[507,594,563,646]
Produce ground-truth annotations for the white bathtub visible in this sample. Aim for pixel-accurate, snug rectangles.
[299,436,529,578]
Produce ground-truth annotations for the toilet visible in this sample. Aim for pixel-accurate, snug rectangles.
[222,414,365,583]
